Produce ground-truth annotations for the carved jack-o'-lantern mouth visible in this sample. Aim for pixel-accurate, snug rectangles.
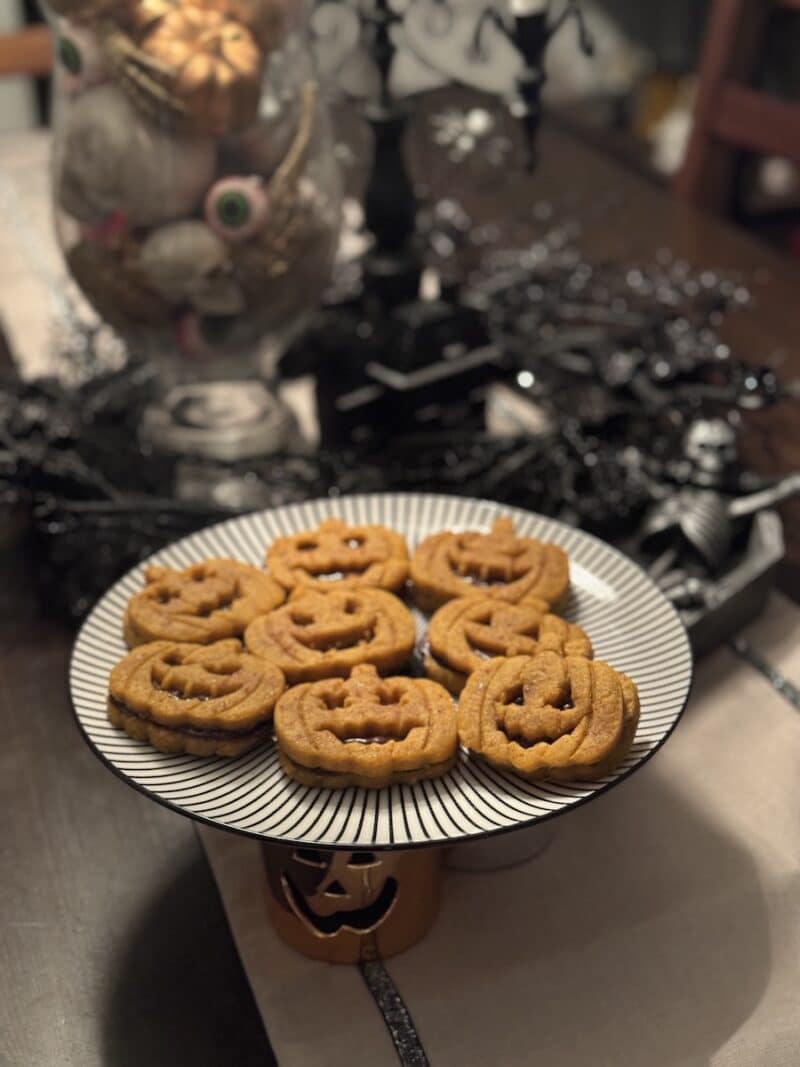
[278,849,399,936]
[282,874,398,935]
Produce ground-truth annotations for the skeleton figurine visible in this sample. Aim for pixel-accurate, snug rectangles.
[640,416,799,607]
[682,418,740,490]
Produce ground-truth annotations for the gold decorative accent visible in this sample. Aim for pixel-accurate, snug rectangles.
[232,82,323,290]
[100,4,265,135]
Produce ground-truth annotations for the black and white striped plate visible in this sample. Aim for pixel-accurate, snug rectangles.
[70,493,693,850]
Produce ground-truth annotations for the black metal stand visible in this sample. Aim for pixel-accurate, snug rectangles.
[282,0,596,445]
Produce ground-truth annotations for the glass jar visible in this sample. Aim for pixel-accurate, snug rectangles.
[42,0,341,387]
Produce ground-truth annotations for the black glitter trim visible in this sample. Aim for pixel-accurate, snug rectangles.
[359,959,430,1067]
[729,638,800,711]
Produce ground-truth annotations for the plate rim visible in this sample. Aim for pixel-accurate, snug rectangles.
[69,491,695,852]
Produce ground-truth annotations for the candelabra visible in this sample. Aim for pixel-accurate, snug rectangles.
[287,0,592,445]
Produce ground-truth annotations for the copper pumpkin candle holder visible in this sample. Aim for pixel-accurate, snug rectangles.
[263,844,443,964]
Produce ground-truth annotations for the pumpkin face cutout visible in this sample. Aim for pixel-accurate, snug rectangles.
[274,664,458,788]
[266,518,409,594]
[411,517,569,613]
[458,651,640,782]
[425,596,592,694]
[244,588,415,683]
[107,638,285,756]
[124,558,285,647]
[262,844,442,963]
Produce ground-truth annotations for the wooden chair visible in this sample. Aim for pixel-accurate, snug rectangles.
[0,24,52,78]
[675,0,800,214]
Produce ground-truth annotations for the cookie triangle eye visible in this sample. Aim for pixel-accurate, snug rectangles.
[205,177,269,242]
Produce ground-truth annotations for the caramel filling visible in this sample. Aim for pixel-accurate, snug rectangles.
[110,696,268,741]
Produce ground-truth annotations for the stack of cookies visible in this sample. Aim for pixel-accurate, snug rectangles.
[107,515,640,788]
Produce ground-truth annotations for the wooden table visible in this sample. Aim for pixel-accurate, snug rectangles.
[1,120,799,1065]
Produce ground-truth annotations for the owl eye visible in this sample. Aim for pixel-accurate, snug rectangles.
[205,177,269,242]
[57,35,82,76]
[56,23,107,94]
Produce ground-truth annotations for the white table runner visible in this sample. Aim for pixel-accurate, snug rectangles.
[200,593,800,1067]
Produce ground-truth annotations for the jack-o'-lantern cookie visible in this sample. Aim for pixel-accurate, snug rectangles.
[425,597,592,694]
[410,517,569,613]
[275,664,458,788]
[458,651,639,781]
[244,587,415,683]
[124,558,285,647]
[108,639,285,756]
[266,518,409,594]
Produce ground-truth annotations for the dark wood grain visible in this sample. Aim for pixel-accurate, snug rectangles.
[673,0,769,212]
[714,84,800,167]
[2,118,800,1064]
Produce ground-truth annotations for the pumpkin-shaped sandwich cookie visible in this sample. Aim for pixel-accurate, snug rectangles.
[124,558,285,647]
[265,518,409,594]
[275,664,458,788]
[459,651,639,782]
[411,517,569,613]
[425,596,592,694]
[244,587,415,683]
[108,639,285,756]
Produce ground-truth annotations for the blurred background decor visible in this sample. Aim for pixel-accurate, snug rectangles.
[1,0,799,654]
[40,0,343,463]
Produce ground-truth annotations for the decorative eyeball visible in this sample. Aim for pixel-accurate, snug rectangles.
[205,177,269,243]
[56,22,108,95]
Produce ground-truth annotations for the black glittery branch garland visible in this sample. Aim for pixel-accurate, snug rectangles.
[729,637,800,711]
[359,960,430,1067]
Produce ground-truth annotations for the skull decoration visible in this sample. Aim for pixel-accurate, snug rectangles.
[683,418,739,489]
[139,220,246,316]
[262,844,442,963]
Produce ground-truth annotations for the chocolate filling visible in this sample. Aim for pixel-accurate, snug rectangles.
[109,696,268,742]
